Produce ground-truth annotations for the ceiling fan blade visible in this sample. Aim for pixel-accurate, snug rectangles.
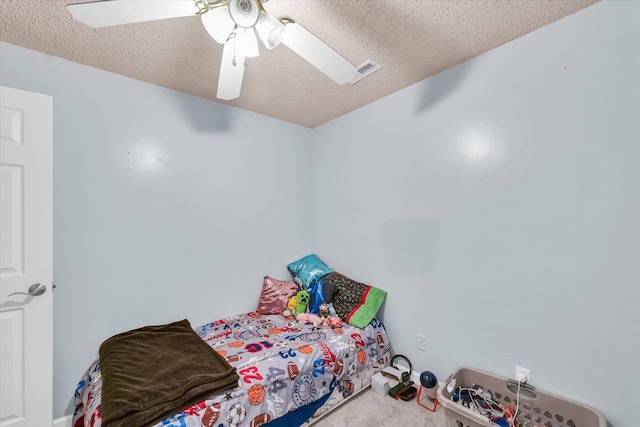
[281,21,359,85]
[217,41,245,100]
[67,0,198,28]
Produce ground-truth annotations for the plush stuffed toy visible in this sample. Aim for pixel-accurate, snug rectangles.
[326,317,342,328]
[294,290,309,317]
[280,295,298,317]
[282,308,293,318]
[282,295,298,318]
[296,312,323,327]
[287,295,297,312]
[297,312,342,328]
[328,303,337,318]
[319,302,330,319]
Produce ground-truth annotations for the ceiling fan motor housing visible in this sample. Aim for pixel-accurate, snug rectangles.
[229,0,260,28]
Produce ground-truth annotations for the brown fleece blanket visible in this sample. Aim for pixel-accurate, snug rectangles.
[99,319,239,427]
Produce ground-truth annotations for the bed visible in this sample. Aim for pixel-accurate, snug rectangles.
[72,312,391,427]
[73,255,390,427]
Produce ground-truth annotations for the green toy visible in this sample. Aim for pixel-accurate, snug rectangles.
[294,290,310,317]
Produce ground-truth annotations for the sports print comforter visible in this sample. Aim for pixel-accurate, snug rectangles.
[73,312,391,427]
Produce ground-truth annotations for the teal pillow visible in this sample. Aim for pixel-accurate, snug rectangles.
[287,254,333,289]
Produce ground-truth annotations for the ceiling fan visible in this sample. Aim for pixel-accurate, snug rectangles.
[67,0,379,100]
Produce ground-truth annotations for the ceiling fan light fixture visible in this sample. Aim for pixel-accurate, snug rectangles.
[228,0,260,29]
[255,11,285,49]
[201,7,235,44]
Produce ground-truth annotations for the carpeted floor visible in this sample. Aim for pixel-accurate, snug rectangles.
[317,388,447,426]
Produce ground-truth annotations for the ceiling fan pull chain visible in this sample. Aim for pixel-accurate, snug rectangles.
[193,0,211,15]
[230,29,238,66]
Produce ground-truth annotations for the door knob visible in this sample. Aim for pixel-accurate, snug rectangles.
[8,283,47,297]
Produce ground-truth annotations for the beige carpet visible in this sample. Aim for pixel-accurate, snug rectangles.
[318,388,448,426]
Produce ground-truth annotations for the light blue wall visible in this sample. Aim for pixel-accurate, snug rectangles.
[2,1,638,425]
[0,42,313,418]
[312,2,639,427]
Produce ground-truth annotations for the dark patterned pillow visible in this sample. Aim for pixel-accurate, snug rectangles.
[323,272,386,328]
[255,276,300,315]
[321,278,337,303]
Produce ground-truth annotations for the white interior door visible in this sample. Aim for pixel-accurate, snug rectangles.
[0,86,53,427]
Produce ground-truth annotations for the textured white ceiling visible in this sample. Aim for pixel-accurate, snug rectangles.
[0,0,598,128]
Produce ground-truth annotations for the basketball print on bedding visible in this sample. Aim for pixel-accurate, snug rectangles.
[248,384,265,405]
[297,344,313,354]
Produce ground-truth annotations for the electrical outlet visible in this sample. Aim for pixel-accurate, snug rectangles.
[416,334,426,351]
[515,365,530,384]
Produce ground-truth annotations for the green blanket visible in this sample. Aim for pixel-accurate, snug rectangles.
[99,319,239,427]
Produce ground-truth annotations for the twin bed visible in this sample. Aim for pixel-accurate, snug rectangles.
[73,313,390,427]
[73,255,390,427]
